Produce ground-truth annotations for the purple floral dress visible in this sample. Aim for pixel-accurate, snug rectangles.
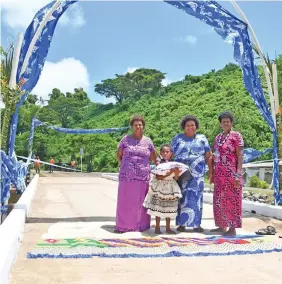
[116,135,155,232]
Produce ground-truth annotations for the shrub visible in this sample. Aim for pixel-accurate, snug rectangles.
[249,175,260,188]
[259,180,269,189]
[249,175,270,189]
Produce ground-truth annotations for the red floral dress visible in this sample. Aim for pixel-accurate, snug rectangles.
[213,131,244,228]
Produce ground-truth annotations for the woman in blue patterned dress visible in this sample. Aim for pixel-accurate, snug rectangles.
[171,115,213,232]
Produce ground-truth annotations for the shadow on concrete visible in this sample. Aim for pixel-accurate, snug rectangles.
[99,222,224,237]
[100,224,116,233]
[26,216,116,223]
[243,211,278,222]
[99,225,226,237]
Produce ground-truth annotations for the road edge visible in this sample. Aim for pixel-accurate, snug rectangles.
[0,174,39,284]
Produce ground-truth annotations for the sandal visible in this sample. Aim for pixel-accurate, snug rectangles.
[255,227,276,235]
[193,227,204,233]
[266,226,277,234]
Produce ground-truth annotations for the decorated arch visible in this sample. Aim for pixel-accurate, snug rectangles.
[1,0,281,210]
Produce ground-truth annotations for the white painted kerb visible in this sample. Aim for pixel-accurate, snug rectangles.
[102,174,282,220]
[202,192,282,220]
[0,175,39,284]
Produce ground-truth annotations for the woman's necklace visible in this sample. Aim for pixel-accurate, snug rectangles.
[217,131,231,147]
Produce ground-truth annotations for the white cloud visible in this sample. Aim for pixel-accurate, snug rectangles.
[161,78,171,86]
[32,57,90,101]
[0,0,48,29]
[185,35,197,45]
[0,0,85,30]
[0,96,5,109]
[103,97,116,104]
[59,4,86,29]
[125,67,138,74]
[175,35,197,45]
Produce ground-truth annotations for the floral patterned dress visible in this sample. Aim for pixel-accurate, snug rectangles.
[171,133,211,228]
[116,135,155,232]
[213,131,244,228]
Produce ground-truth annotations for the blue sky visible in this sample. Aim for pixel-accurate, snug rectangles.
[1,0,282,103]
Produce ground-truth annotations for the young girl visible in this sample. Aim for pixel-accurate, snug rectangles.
[143,144,182,234]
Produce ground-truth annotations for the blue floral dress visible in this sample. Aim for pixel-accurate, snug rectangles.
[171,133,211,228]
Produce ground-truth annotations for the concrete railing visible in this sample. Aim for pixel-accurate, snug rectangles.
[0,174,39,284]
[203,192,282,220]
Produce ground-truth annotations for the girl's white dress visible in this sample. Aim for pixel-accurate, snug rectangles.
[143,172,182,218]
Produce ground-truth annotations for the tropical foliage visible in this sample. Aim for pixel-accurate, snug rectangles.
[13,57,282,174]
[0,45,24,153]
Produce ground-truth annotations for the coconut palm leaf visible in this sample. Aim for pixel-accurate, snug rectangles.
[1,44,14,82]
[252,42,274,78]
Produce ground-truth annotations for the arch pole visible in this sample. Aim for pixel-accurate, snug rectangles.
[230,0,276,126]
[8,33,23,88]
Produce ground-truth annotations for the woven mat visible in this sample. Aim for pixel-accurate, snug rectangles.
[27,234,282,259]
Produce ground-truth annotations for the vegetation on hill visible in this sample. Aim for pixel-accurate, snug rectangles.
[13,56,282,174]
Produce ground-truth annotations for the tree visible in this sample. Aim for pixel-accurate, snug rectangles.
[94,68,166,103]
[26,94,38,105]
[184,74,202,84]
[65,88,90,102]
[46,95,82,128]
[0,44,24,152]
[48,88,64,101]
[124,68,166,98]
[95,77,129,104]
[73,87,90,102]
[275,55,282,105]
[18,103,41,134]
[276,55,282,191]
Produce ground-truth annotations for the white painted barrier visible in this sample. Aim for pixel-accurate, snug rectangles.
[102,174,282,220]
[0,175,39,284]
[102,174,118,181]
[202,192,282,220]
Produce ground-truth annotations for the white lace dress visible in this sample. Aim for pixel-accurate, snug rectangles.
[143,173,182,218]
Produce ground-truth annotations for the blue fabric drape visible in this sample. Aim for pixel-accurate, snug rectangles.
[243,148,272,164]
[27,118,129,150]
[0,151,31,213]
[8,1,77,156]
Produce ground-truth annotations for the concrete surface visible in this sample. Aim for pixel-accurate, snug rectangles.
[10,173,282,284]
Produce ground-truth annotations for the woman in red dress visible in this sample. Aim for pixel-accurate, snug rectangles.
[211,112,244,236]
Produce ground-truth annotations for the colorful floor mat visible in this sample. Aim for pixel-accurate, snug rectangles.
[27,235,282,259]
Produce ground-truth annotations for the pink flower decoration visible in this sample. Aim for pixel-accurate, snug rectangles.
[45,239,58,244]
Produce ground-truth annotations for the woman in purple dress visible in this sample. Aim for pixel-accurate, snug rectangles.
[115,115,158,233]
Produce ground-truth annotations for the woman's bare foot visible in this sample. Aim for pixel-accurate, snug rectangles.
[210,227,227,233]
[166,228,176,234]
[193,227,204,233]
[155,227,162,234]
[223,228,236,236]
[177,226,185,232]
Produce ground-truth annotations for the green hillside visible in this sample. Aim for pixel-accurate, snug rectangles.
[15,59,282,173]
